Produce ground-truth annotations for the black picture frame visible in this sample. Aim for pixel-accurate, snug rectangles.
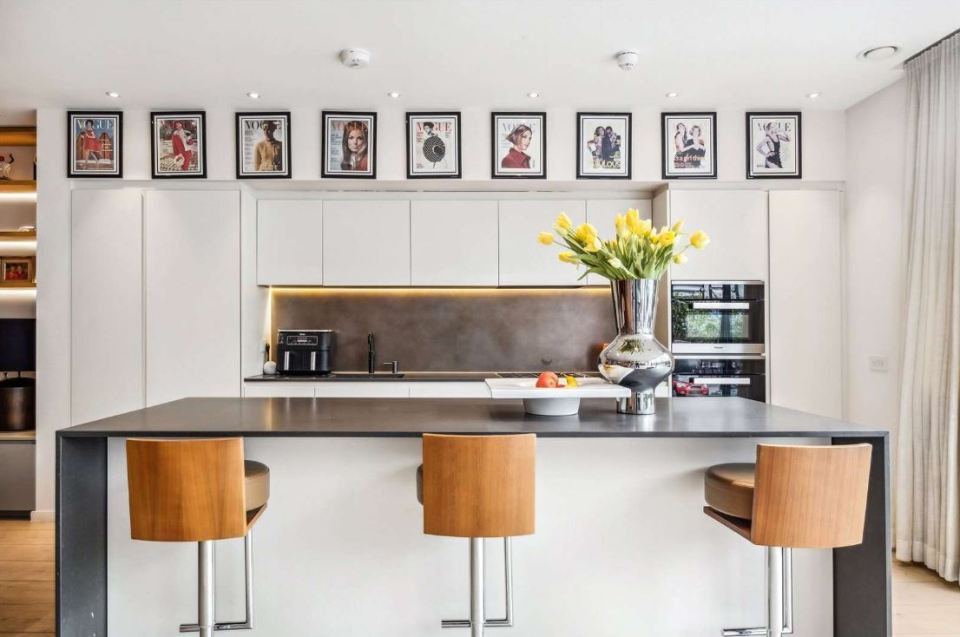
[66,111,123,178]
[660,112,718,180]
[745,111,802,179]
[491,112,546,179]
[150,111,207,179]
[235,112,292,180]
[405,111,462,179]
[576,112,632,180]
[321,111,377,179]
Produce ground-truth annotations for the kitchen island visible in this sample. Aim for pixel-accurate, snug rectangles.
[58,397,889,637]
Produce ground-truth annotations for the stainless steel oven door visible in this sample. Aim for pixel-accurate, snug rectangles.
[671,282,765,354]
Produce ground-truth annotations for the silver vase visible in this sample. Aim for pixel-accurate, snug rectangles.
[598,278,674,415]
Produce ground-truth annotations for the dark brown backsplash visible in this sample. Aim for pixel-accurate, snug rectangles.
[271,288,614,372]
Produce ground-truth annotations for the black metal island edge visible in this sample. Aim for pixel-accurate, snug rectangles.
[56,397,891,636]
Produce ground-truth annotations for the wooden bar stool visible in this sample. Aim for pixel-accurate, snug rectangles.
[417,434,536,637]
[703,443,871,637]
[126,438,270,637]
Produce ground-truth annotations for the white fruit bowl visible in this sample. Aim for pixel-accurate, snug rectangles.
[484,378,630,416]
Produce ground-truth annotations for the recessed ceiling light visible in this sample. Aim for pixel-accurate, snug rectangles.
[527,91,540,99]
[858,45,900,61]
[665,91,679,98]
[807,92,821,99]
[247,92,260,99]
[105,91,120,98]
[387,91,401,99]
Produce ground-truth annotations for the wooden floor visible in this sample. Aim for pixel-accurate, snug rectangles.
[0,519,54,636]
[0,519,958,635]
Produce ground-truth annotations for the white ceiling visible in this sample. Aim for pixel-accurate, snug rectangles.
[0,0,957,117]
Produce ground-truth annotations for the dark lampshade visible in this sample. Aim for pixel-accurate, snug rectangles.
[0,319,36,372]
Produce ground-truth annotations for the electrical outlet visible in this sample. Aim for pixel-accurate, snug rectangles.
[869,356,889,373]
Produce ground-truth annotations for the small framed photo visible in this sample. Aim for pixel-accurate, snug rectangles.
[406,112,461,179]
[577,113,631,179]
[1,257,35,287]
[322,111,376,178]
[746,112,801,179]
[491,112,546,179]
[236,112,291,179]
[67,111,122,178]
[661,112,717,179]
[151,111,206,178]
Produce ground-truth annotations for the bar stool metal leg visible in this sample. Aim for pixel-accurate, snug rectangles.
[181,530,256,633]
[198,541,216,637]
[442,538,515,632]
[722,548,793,637]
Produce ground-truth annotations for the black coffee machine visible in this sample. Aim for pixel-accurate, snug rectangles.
[276,329,335,375]
[0,319,36,431]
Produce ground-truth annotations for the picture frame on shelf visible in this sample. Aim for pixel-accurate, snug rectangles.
[67,111,122,178]
[321,111,377,178]
[746,111,801,179]
[150,111,207,178]
[235,112,291,179]
[406,112,461,179]
[661,112,717,179]
[491,112,546,179]
[0,257,35,287]
[577,112,631,179]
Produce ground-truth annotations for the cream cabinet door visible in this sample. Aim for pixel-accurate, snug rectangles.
[71,189,145,424]
[499,200,586,286]
[585,199,652,285]
[323,200,411,286]
[411,200,498,286]
[257,200,323,285]
[144,190,241,406]
[243,382,316,398]
[769,190,843,418]
[668,190,768,282]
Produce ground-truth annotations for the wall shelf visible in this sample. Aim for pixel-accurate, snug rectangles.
[0,128,36,147]
[0,230,36,240]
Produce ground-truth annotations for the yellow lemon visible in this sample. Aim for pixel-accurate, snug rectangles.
[538,231,554,246]
[563,375,579,389]
[690,230,711,249]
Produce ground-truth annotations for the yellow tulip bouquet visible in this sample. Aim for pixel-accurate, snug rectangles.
[538,209,710,281]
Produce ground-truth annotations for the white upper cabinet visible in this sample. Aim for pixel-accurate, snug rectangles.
[668,190,769,282]
[585,199,652,285]
[257,200,323,286]
[144,190,241,406]
[499,200,586,286]
[768,190,843,419]
[411,200,498,286]
[71,189,145,425]
[323,200,411,286]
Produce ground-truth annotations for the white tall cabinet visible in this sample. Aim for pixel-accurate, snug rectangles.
[668,190,769,281]
[144,190,241,406]
[71,190,145,425]
[768,190,843,418]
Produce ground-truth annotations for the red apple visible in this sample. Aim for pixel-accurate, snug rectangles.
[535,372,559,388]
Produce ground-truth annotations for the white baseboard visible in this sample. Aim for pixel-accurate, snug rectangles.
[30,510,54,522]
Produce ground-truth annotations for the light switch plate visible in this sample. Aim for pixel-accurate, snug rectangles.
[869,356,889,373]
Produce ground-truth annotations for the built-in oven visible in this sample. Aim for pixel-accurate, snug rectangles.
[672,356,766,402]
[671,281,765,355]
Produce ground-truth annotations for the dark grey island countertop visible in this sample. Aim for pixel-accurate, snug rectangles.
[62,396,888,438]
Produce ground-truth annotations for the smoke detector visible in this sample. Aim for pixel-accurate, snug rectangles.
[340,48,371,68]
[616,50,639,71]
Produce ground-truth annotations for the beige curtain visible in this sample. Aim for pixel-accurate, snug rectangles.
[896,32,960,581]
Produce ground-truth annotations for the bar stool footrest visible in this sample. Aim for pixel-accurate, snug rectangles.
[180,620,253,632]
[442,618,513,629]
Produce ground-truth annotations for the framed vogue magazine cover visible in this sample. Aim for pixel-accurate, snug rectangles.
[236,112,291,179]
[406,112,461,179]
[151,111,206,178]
[746,112,801,179]
[67,111,122,178]
[491,112,546,179]
[322,111,377,179]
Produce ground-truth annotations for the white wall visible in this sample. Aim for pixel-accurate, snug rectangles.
[843,80,906,437]
[95,106,846,183]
